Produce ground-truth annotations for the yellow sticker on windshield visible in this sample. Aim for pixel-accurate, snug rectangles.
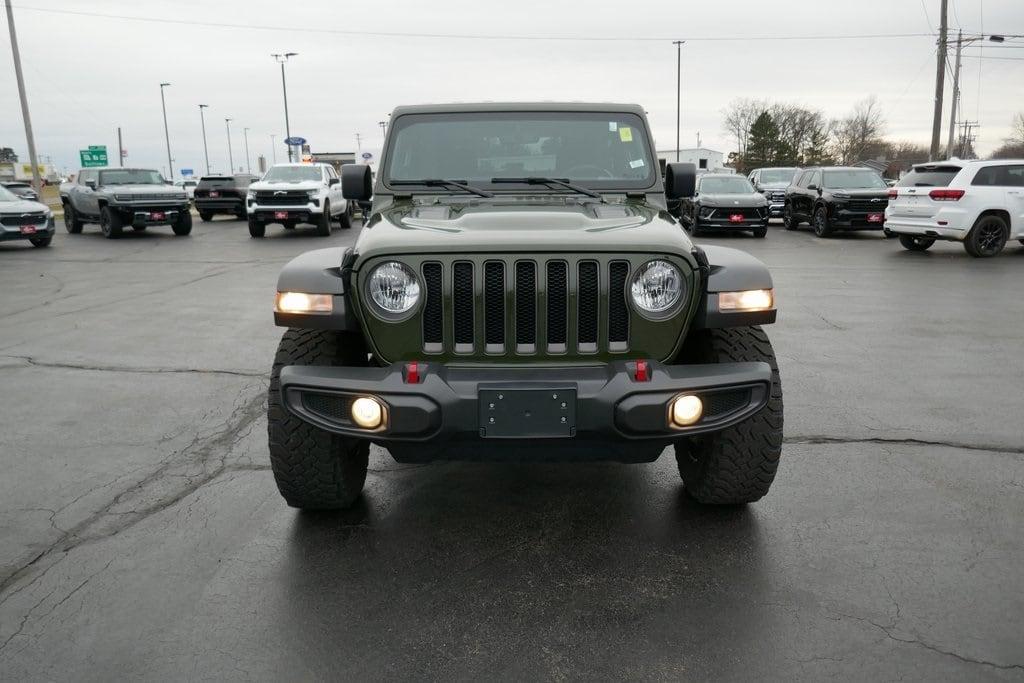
[619,127,633,142]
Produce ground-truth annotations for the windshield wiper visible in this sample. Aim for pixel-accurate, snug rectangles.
[491,176,604,200]
[391,179,494,198]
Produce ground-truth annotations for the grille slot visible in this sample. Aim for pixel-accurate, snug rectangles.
[577,261,599,352]
[515,261,537,352]
[484,262,505,352]
[254,191,309,206]
[704,389,752,418]
[422,263,443,350]
[546,261,568,352]
[0,213,46,226]
[608,261,630,350]
[452,262,474,351]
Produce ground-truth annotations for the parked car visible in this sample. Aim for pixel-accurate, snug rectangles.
[265,101,783,510]
[174,179,198,200]
[783,167,889,237]
[60,167,192,238]
[0,183,54,248]
[245,163,351,237]
[885,159,1024,257]
[747,167,799,218]
[680,173,769,237]
[193,174,255,221]
[1,181,40,202]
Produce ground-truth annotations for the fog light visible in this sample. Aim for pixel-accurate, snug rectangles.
[718,289,774,312]
[275,291,332,314]
[351,397,383,429]
[671,395,703,427]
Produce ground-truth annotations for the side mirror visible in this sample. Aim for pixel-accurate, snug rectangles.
[328,177,339,186]
[664,162,697,199]
[342,164,372,201]
[807,184,818,191]
[84,179,97,190]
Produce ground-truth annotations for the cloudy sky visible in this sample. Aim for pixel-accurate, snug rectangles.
[2,0,1022,177]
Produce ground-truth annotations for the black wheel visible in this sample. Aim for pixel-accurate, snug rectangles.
[316,202,332,236]
[752,225,767,238]
[338,202,353,229]
[199,211,213,222]
[30,236,52,248]
[898,235,935,252]
[100,206,122,239]
[248,215,265,238]
[674,326,784,504]
[782,203,799,230]
[812,205,834,237]
[63,203,83,234]
[963,214,1008,258]
[268,329,370,509]
[172,210,192,236]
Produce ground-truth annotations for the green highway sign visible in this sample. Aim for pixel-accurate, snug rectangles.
[80,146,108,167]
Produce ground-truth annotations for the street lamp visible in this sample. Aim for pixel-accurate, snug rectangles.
[271,52,298,161]
[672,41,685,162]
[198,104,210,175]
[159,82,173,180]
[225,118,234,172]
[243,127,251,174]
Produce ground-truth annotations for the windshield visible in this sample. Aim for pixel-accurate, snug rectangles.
[700,176,754,194]
[758,168,798,184]
[99,169,165,185]
[896,166,961,187]
[0,186,19,202]
[262,166,321,183]
[385,111,655,190]
[823,170,887,190]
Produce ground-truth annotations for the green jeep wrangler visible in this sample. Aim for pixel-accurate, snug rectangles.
[268,103,783,509]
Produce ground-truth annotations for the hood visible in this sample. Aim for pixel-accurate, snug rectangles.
[249,180,322,192]
[829,189,890,199]
[756,182,790,190]
[698,193,767,207]
[0,198,50,214]
[355,199,693,264]
[105,183,181,195]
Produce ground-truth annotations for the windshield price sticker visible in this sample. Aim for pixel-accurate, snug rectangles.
[629,159,645,169]
[619,127,633,142]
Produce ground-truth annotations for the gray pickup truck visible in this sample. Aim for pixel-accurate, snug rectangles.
[61,167,192,238]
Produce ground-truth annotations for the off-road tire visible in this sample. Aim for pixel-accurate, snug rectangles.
[339,202,353,229]
[268,329,370,509]
[812,205,834,237]
[30,236,52,248]
[100,206,122,239]
[674,326,784,504]
[753,225,767,238]
[63,203,83,234]
[172,210,192,236]
[963,214,1008,258]
[899,235,934,252]
[782,203,799,230]
[199,211,213,222]
[317,202,332,237]
[248,216,265,238]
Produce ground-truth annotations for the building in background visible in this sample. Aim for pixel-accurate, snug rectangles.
[310,152,356,174]
[0,161,57,183]
[656,148,727,174]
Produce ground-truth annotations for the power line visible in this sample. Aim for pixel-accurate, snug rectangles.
[10,5,941,43]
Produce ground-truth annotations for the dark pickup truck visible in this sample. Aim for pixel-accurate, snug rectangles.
[61,167,192,238]
[194,174,256,221]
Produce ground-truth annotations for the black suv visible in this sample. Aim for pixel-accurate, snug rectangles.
[783,167,889,237]
[194,174,256,221]
[680,173,768,237]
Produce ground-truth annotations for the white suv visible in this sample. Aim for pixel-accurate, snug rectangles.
[885,159,1024,257]
[246,162,351,238]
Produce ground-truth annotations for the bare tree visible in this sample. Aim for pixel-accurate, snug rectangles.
[721,98,766,160]
[832,96,886,164]
[1007,112,1024,145]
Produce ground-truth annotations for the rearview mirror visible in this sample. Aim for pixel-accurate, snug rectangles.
[342,164,372,201]
[664,162,697,199]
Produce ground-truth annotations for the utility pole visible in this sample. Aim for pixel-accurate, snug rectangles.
[160,83,173,180]
[243,127,251,173]
[5,0,43,196]
[946,30,963,159]
[673,40,685,162]
[270,134,277,163]
[272,53,297,161]
[117,127,124,167]
[225,118,234,172]
[379,120,387,136]
[929,0,948,161]
[199,104,210,174]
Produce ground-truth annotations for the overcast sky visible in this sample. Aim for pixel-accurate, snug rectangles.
[2,0,1022,177]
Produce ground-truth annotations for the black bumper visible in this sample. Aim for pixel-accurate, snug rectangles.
[696,217,768,231]
[195,198,243,213]
[252,208,320,224]
[830,208,886,230]
[0,222,54,242]
[279,360,772,462]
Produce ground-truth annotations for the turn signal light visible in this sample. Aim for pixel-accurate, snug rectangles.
[670,395,703,427]
[718,289,774,312]
[275,292,332,314]
[928,189,965,201]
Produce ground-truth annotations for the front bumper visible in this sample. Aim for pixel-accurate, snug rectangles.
[112,203,189,226]
[0,219,55,242]
[249,203,324,224]
[279,360,772,462]
[830,207,886,230]
[696,215,769,230]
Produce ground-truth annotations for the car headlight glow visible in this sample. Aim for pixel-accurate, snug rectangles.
[630,260,685,317]
[275,292,333,314]
[718,289,774,312]
[367,261,420,317]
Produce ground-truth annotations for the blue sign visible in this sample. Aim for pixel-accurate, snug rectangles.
[284,136,306,146]
[361,152,373,160]
[180,168,194,177]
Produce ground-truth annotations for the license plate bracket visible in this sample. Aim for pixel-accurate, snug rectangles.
[209,190,220,197]
[867,212,883,223]
[479,387,576,438]
[151,211,166,221]
[274,211,289,220]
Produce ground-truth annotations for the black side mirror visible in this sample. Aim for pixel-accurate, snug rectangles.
[328,177,339,186]
[807,184,818,191]
[664,162,697,199]
[84,179,97,190]
[342,164,372,201]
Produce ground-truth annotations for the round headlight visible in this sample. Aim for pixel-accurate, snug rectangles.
[367,261,420,316]
[631,260,684,317]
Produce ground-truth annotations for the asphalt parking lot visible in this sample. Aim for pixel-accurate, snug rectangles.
[1,219,1022,680]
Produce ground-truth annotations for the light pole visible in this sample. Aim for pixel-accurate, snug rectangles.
[5,0,42,197]
[159,82,173,180]
[198,104,210,174]
[270,134,277,163]
[946,33,1005,158]
[673,40,685,162]
[243,127,251,173]
[271,52,298,161]
[225,118,234,172]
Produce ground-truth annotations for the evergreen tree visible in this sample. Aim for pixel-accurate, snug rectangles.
[745,112,781,169]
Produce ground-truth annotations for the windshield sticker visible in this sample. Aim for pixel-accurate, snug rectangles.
[608,121,618,132]
[629,159,645,169]
[619,127,633,142]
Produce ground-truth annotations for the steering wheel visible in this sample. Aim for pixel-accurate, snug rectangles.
[565,165,614,179]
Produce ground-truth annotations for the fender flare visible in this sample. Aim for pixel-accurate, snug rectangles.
[274,247,360,331]
[691,245,776,329]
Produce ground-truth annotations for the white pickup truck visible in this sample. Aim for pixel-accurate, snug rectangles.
[246,162,352,238]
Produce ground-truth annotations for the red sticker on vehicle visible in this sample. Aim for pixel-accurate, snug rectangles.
[20,226,37,234]
[275,211,289,220]
[868,213,883,223]
[151,212,165,221]
[209,191,220,197]
[729,214,744,223]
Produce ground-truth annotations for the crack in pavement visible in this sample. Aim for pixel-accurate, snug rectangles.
[784,435,1024,456]
[0,354,268,379]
